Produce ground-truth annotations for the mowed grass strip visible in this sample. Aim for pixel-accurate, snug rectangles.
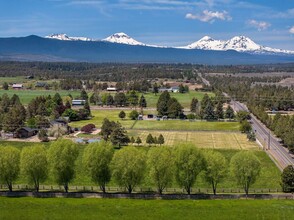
[132,120,240,131]
[128,130,258,150]
[0,197,293,220]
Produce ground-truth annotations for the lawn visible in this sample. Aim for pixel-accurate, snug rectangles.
[0,197,293,220]
[0,141,281,190]
[69,109,135,128]
[132,120,240,131]
[70,109,240,131]
[128,130,257,150]
[0,89,80,104]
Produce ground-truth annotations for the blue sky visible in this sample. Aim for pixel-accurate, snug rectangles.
[1,0,294,49]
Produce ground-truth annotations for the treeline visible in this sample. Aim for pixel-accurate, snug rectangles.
[201,63,294,74]
[0,140,266,195]
[0,62,194,81]
[205,74,294,110]
[89,91,147,107]
[206,74,294,153]
[0,90,91,133]
[154,91,234,120]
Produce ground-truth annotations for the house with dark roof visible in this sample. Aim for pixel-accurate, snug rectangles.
[14,127,38,138]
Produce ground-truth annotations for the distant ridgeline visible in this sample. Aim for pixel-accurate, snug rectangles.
[0,35,294,65]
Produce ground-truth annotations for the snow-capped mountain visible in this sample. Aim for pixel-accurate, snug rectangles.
[184,35,294,54]
[45,34,93,41]
[45,33,294,54]
[184,36,225,50]
[102,32,145,46]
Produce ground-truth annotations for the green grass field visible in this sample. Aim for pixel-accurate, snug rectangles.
[70,109,240,131]
[0,87,213,108]
[0,89,81,104]
[0,197,293,220]
[0,141,281,189]
[143,90,215,108]
[69,109,135,128]
[132,120,240,131]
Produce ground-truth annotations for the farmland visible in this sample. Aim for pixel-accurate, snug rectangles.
[0,197,293,220]
[128,130,257,150]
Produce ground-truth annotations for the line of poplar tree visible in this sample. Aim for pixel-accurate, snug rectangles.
[0,139,267,195]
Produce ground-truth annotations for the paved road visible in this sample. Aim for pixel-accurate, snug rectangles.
[231,100,294,170]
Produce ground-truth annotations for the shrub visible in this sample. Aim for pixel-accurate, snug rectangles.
[81,124,96,133]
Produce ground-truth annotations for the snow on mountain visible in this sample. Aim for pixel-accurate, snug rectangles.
[224,36,262,52]
[45,33,294,54]
[183,36,225,50]
[184,35,294,54]
[102,32,145,46]
[45,34,93,41]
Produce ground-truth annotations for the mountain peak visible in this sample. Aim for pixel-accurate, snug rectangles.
[199,36,214,41]
[224,35,261,51]
[103,32,145,46]
[45,33,92,41]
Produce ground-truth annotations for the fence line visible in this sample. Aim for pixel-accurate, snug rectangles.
[0,184,284,194]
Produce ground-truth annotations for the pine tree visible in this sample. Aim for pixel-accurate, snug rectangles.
[135,137,142,145]
[156,91,171,116]
[80,89,88,101]
[119,111,126,120]
[203,101,216,120]
[225,105,235,120]
[84,100,91,116]
[190,97,198,113]
[106,94,114,106]
[110,123,130,148]
[216,102,224,120]
[158,134,165,145]
[127,90,139,107]
[130,136,135,144]
[146,134,154,146]
[2,82,8,90]
[139,95,147,108]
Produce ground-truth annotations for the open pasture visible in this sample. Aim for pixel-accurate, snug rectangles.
[0,197,293,220]
[0,89,80,104]
[132,120,240,131]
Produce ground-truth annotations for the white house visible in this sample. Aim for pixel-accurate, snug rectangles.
[12,84,23,89]
[72,100,86,106]
[107,87,117,92]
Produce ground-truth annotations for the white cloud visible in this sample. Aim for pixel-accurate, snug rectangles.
[290,26,294,34]
[185,10,232,23]
[247,20,271,31]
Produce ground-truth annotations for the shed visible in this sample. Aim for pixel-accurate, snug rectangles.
[12,84,23,89]
[138,115,143,120]
[72,99,86,106]
[14,127,37,138]
[107,87,117,91]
